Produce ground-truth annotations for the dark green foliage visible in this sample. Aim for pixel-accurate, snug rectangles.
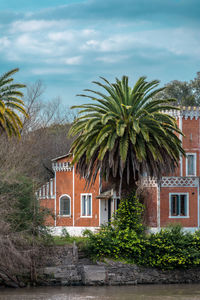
[69,76,184,194]
[113,191,145,235]
[157,72,200,106]
[0,176,50,235]
[0,68,27,137]
[140,225,200,269]
[85,192,146,260]
[85,192,200,269]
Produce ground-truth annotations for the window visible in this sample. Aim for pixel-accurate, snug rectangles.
[81,194,92,217]
[59,195,71,216]
[169,194,188,217]
[46,182,49,198]
[43,185,46,198]
[50,179,53,197]
[186,153,196,176]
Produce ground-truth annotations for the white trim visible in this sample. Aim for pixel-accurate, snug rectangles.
[179,115,183,177]
[148,227,199,234]
[179,114,183,141]
[186,153,197,176]
[81,193,92,218]
[73,165,75,226]
[46,182,49,199]
[43,185,46,199]
[180,156,183,177]
[39,188,42,199]
[51,153,71,162]
[48,226,98,236]
[198,180,200,228]
[99,199,101,226]
[157,184,160,229]
[99,172,101,226]
[54,172,57,226]
[50,179,53,197]
[59,194,71,217]
[169,192,189,218]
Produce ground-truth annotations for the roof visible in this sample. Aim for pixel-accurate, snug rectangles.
[51,153,72,162]
[96,189,114,199]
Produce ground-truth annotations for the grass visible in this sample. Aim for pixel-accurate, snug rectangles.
[53,235,88,246]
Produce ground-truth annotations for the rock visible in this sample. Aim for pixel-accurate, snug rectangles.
[81,265,106,285]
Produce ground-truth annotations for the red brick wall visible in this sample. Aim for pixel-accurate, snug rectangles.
[54,157,100,227]
[56,166,73,226]
[142,187,157,227]
[160,186,198,227]
[40,198,54,226]
[74,171,99,227]
[182,118,200,176]
[41,115,200,230]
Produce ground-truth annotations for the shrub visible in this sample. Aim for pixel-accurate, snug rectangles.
[86,191,145,260]
[61,228,70,239]
[113,191,145,235]
[85,191,200,269]
[0,175,50,236]
[137,225,200,269]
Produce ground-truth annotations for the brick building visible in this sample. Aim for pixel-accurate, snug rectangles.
[38,107,200,235]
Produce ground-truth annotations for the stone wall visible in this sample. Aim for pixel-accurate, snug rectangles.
[37,246,200,286]
[2,244,200,287]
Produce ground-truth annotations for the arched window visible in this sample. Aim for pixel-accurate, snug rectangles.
[59,195,71,216]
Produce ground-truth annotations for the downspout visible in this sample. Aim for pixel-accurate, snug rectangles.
[99,172,101,227]
[179,115,183,176]
[73,165,75,227]
[54,170,57,227]
[157,182,160,230]
[198,116,200,228]
[198,180,199,228]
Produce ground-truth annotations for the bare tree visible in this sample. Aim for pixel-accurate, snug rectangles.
[0,81,75,183]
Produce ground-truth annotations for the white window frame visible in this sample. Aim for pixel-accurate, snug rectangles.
[39,188,42,199]
[46,182,49,199]
[59,194,71,217]
[186,153,196,176]
[50,179,53,198]
[81,193,92,218]
[169,193,189,218]
[43,185,46,199]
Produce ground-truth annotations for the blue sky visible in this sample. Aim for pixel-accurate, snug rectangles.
[0,0,199,106]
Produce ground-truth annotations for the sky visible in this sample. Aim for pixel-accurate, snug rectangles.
[0,0,200,106]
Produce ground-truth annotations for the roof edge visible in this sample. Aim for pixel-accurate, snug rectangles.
[51,152,72,162]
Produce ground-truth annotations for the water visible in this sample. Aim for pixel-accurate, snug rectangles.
[1,285,200,300]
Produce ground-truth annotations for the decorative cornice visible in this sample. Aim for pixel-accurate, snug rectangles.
[140,177,158,187]
[161,109,180,120]
[181,106,200,120]
[161,176,198,187]
[162,107,200,120]
[141,176,199,188]
[52,162,72,172]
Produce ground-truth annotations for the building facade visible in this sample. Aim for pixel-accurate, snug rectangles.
[38,107,200,235]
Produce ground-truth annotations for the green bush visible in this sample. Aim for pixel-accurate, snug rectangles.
[86,191,146,260]
[113,191,145,234]
[138,225,200,269]
[0,176,51,236]
[85,191,200,269]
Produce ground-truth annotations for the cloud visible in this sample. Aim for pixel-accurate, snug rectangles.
[10,19,69,33]
[63,56,82,65]
[96,55,129,63]
[0,37,10,49]
[0,0,199,105]
[31,67,74,75]
[34,0,200,25]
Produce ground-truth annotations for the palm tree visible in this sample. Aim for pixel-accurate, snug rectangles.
[0,68,27,137]
[69,76,184,195]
